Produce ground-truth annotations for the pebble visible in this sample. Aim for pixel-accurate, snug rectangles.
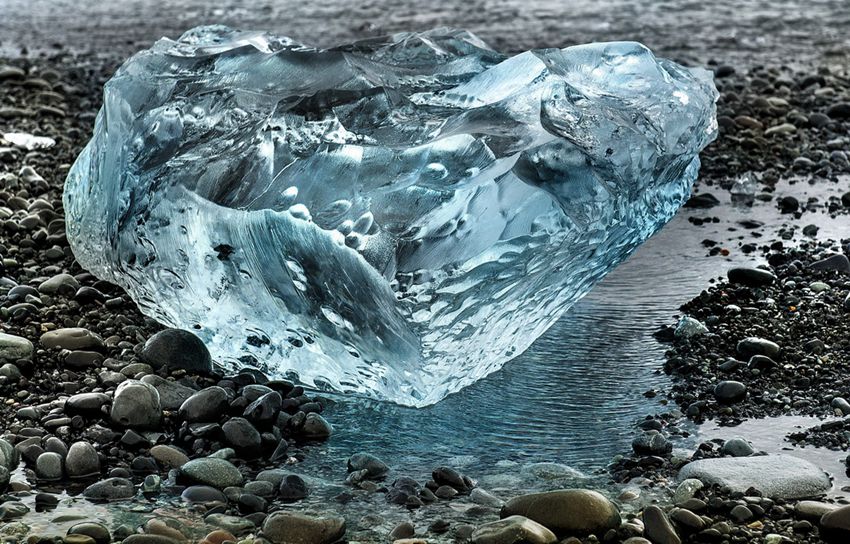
[736,337,781,359]
[727,267,776,287]
[36,451,63,480]
[140,375,196,410]
[278,474,309,501]
[720,437,755,457]
[67,523,111,544]
[713,380,747,404]
[38,273,79,295]
[820,504,850,543]
[110,380,162,428]
[150,444,189,468]
[221,417,262,450]
[347,452,389,480]
[181,485,227,504]
[301,412,333,439]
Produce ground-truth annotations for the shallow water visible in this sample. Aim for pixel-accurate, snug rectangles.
[298,176,850,483]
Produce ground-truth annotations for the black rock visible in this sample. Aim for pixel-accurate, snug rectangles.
[684,193,720,209]
[243,391,282,424]
[179,386,230,423]
[727,267,776,287]
[714,380,747,404]
[810,254,850,274]
[221,417,262,450]
[278,474,309,501]
[140,328,212,374]
[347,453,389,480]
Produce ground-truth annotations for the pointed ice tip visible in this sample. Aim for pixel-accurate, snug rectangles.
[65,26,716,406]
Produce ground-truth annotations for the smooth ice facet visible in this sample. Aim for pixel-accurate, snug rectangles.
[64,26,718,406]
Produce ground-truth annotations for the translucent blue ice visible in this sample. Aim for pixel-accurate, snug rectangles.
[64,26,717,406]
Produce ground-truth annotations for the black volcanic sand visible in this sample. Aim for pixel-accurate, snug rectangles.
[2,46,850,544]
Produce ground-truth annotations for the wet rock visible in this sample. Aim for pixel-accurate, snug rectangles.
[713,380,747,404]
[221,417,262,450]
[390,522,415,540]
[301,412,333,439]
[433,466,469,492]
[795,500,837,521]
[180,457,243,489]
[40,328,104,351]
[347,452,389,480]
[471,516,557,544]
[181,485,227,504]
[821,505,850,543]
[140,328,212,373]
[736,337,781,359]
[67,522,111,544]
[36,451,63,480]
[262,511,346,544]
[810,254,850,273]
[65,441,100,478]
[122,536,181,544]
[243,391,282,424]
[727,267,776,287]
[678,455,830,499]
[38,273,79,295]
[720,437,755,457]
[278,474,309,501]
[0,332,33,361]
[178,386,229,423]
[204,514,255,535]
[643,506,680,544]
[82,477,135,501]
[632,431,671,455]
[110,380,162,428]
[500,489,621,537]
[150,445,189,469]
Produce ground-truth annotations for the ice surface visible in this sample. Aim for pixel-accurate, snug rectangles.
[64,26,717,406]
[4,133,56,150]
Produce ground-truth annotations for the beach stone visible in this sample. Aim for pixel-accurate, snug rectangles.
[471,488,505,507]
[678,455,830,499]
[727,267,775,287]
[821,505,850,543]
[36,451,63,480]
[144,519,187,542]
[204,514,255,535]
[67,522,111,544]
[122,536,181,544]
[390,522,415,540]
[632,431,671,455]
[180,457,243,489]
[670,508,704,530]
[262,511,346,544]
[642,506,680,544]
[110,380,162,428]
[348,453,389,480]
[301,412,333,439]
[0,438,18,470]
[40,328,104,350]
[720,437,755,457]
[795,500,838,521]
[471,516,557,544]
[278,474,309,500]
[140,375,196,410]
[222,417,262,450]
[673,479,704,504]
[736,337,780,359]
[150,445,189,468]
[65,441,100,478]
[713,380,747,404]
[38,273,79,295]
[811,254,850,273]
[82,477,135,500]
[140,328,212,373]
[0,332,33,361]
[500,489,621,537]
[243,391,282,424]
[179,386,229,422]
[181,485,226,503]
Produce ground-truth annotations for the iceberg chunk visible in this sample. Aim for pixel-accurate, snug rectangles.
[64,26,717,406]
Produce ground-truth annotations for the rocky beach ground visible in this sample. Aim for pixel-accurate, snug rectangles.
[1,35,850,544]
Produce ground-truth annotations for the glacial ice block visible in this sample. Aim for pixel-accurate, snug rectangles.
[64,26,717,406]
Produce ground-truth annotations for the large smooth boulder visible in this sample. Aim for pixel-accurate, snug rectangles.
[472,516,557,544]
[261,512,345,544]
[678,455,830,499]
[500,489,621,537]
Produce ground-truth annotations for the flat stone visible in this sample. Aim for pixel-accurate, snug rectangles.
[180,457,243,489]
[82,477,135,501]
[471,516,557,544]
[727,267,775,287]
[262,511,346,544]
[678,455,830,499]
[500,489,621,537]
[0,332,33,361]
[810,254,850,274]
[40,328,104,351]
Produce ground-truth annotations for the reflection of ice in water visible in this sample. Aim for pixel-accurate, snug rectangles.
[3,132,56,150]
[730,172,758,207]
